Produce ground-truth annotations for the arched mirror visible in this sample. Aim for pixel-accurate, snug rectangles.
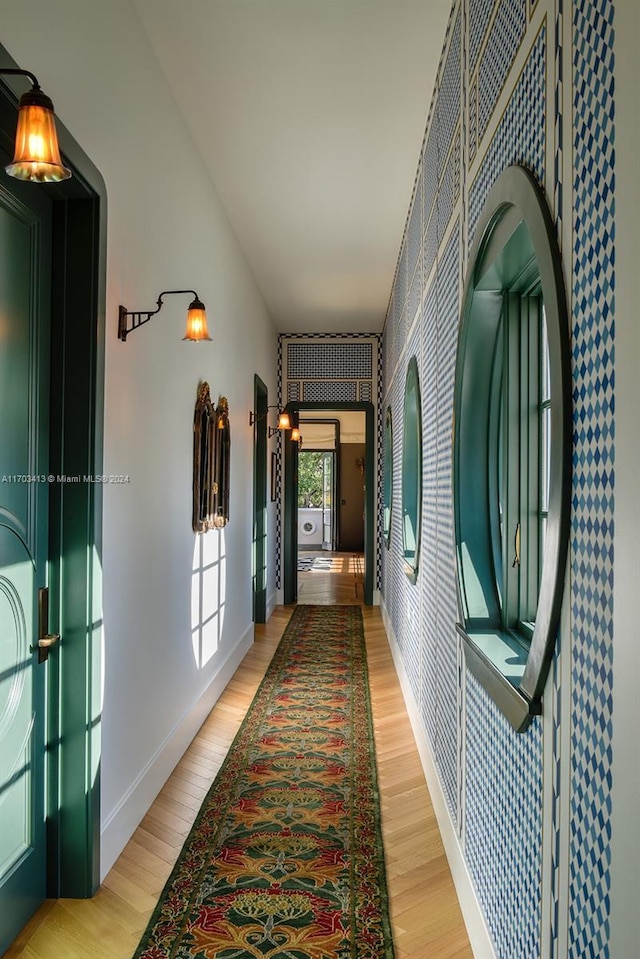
[192,382,216,532]
[383,406,393,547]
[213,396,230,528]
[453,165,571,731]
[402,357,422,582]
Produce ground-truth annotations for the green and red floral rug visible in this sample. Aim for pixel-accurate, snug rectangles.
[134,604,395,959]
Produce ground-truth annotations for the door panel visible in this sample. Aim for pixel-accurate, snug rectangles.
[253,376,268,623]
[321,452,334,550]
[0,179,52,952]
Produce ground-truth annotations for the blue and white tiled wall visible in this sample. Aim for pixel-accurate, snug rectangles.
[380,0,615,956]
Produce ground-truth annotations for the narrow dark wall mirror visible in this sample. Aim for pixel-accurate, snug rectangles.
[192,382,216,532]
[213,396,230,528]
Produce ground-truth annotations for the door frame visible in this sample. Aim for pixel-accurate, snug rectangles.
[1,45,106,897]
[283,402,374,605]
[252,375,268,623]
[297,417,341,551]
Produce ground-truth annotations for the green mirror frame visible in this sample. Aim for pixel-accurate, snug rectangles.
[383,406,393,547]
[453,165,571,731]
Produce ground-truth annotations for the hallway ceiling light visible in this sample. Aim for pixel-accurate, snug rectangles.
[118,290,211,342]
[0,68,71,182]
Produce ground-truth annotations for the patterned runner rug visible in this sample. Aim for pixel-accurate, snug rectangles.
[134,604,395,959]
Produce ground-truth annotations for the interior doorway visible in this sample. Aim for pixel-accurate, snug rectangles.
[283,403,373,605]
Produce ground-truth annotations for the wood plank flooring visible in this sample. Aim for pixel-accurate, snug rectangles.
[297,550,364,604]
[6,559,471,959]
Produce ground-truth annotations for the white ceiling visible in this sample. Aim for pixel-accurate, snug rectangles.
[132,0,451,334]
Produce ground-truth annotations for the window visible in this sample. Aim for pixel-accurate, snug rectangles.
[402,358,422,582]
[383,407,393,547]
[491,290,548,640]
[453,166,570,731]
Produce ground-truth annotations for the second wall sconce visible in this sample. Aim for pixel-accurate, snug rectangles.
[0,67,71,182]
[118,289,211,343]
[249,405,292,439]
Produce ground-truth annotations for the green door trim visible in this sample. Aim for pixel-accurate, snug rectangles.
[253,375,268,623]
[283,402,374,605]
[1,45,107,898]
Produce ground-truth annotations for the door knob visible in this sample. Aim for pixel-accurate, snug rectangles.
[33,587,61,664]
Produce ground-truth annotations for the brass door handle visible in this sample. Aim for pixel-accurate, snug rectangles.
[512,522,521,568]
[35,588,61,663]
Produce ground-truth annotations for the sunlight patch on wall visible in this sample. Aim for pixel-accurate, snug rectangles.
[191,531,226,668]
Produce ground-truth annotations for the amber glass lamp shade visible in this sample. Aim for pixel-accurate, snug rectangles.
[183,297,211,342]
[277,410,291,430]
[290,427,301,443]
[5,88,71,182]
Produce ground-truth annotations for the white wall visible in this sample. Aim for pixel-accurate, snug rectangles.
[0,0,278,877]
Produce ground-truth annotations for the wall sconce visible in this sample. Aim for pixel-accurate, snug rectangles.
[249,405,291,438]
[276,410,291,431]
[0,68,70,182]
[118,289,211,343]
[290,427,301,444]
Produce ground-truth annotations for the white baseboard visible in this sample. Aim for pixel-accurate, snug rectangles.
[100,622,254,880]
[380,602,496,959]
[266,590,278,620]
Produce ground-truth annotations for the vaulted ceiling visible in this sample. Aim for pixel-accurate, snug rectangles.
[132,0,451,333]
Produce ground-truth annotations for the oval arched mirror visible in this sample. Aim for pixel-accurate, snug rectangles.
[213,397,230,528]
[192,382,216,532]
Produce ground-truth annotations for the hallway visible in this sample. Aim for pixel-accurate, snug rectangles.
[5,599,471,959]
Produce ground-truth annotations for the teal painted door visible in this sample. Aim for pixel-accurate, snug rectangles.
[253,376,268,623]
[0,177,52,951]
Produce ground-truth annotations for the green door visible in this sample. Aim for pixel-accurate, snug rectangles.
[253,375,268,623]
[0,175,52,951]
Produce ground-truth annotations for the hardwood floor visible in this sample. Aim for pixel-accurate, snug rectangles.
[297,550,364,604]
[6,568,471,959]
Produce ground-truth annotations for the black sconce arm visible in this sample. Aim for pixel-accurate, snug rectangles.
[118,289,204,341]
[0,67,41,91]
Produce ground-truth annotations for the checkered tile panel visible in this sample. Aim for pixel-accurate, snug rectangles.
[287,381,300,402]
[469,26,546,252]
[419,276,439,749]
[469,0,495,75]
[568,2,615,956]
[434,223,461,823]
[477,0,527,143]
[302,381,357,403]
[437,7,462,180]
[465,671,544,959]
[438,140,458,245]
[287,342,372,380]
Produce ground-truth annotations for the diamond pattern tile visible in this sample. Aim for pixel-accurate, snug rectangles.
[568,2,615,956]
